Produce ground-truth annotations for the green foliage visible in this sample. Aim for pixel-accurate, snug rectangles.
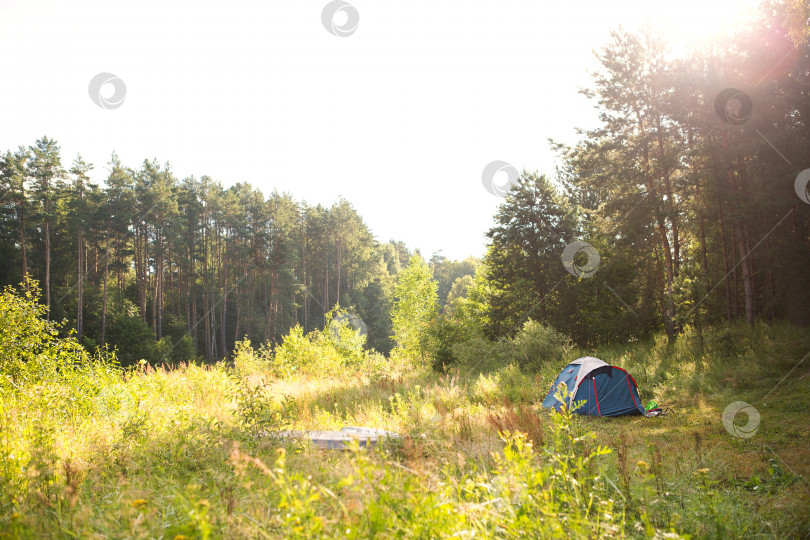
[425,312,466,371]
[429,254,479,306]
[425,268,490,371]
[1,138,413,365]
[356,276,395,354]
[509,319,571,371]
[470,364,540,405]
[232,379,285,432]
[0,290,807,537]
[84,300,197,367]
[484,172,578,337]
[0,282,88,388]
[272,325,349,378]
[326,307,368,358]
[392,254,439,360]
[233,338,267,378]
[268,308,386,379]
[440,317,570,374]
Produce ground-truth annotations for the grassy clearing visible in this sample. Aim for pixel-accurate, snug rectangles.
[1,290,809,538]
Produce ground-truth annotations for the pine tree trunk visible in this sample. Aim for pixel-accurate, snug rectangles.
[221,239,228,358]
[157,243,163,340]
[234,274,241,346]
[336,236,342,307]
[18,209,27,286]
[731,227,740,318]
[101,221,110,346]
[724,156,755,329]
[137,228,147,322]
[44,216,51,318]
[203,221,211,361]
[302,217,309,331]
[656,220,676,337]
[152,243,159,339]
[187,236,193,336]
[735,222,755,328]
[210,272,217,360]
[323,268,329,322]
[77,220,83,341]
[192,295,198,353]
[116,231,123,304]
[699,210,710,294]
[203,290,211,361]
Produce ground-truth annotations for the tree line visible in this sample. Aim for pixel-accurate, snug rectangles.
[0,142,481,364]
[462,1,810,350]
[2,1,808,367]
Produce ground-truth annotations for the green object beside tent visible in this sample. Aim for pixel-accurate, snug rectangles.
[645,400,658,412]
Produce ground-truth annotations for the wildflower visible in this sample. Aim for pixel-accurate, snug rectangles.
[131,498,148,508]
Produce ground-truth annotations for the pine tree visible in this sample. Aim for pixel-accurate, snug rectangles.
[28,136,64,316]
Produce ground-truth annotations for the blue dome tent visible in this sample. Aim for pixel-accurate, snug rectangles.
[542,357,645,417]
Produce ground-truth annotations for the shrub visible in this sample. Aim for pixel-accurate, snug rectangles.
[104,299,159,367]
[270,310,379,378]
[425,313,468,371]
[233,338,267,378]
[448,319,570,375]
[452,335,511,372]
[507,319,570,371]
[0,283,89,388]
[272,325,338,376]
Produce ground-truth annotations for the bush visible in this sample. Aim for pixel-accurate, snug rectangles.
[272,325,337,376]
[425,313,468,371]
[507,319,570,371]
[233,338,268,378]
[447,319,570,374]
[452,335,512,371]
[104,300,158,367]
[0,283,89,388]
[270,309,382,378]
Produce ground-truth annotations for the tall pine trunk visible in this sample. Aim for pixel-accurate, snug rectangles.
[77,219,83,341]
[101,221,110,346]
[44,216,50,318]
[18,208,27,286]
[220,236,228,358]
[735,223,755,328]
[336,236,342,307]
[717,201,734,322]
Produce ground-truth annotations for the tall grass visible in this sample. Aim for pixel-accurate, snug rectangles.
[1,287,808,538]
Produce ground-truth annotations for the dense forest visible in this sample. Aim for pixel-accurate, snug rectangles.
[0,145,480,363]
[1,1,809,368]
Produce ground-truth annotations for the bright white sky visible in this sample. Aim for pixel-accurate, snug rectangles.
[0,0,760,260]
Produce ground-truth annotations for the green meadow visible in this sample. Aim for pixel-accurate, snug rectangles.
[1,286,808,539]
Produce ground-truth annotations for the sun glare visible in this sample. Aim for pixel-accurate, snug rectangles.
[621,0,763,50]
